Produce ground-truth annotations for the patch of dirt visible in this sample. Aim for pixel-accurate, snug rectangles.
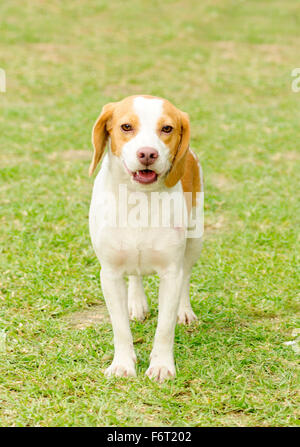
[48,150,91,161]
[31,43,69,63]
[0,154,32,167]
[211,174,233,191]
[255,43,287,63]
[270,151,299,162]
[220,411,255,427]
[205,215,227,234]
[65,304,109,329]
[215,41,237,60]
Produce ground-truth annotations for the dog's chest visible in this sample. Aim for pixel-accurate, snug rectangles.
[94,226,185,275]
[89,159,187,275]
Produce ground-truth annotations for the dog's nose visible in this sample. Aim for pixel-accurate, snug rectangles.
[137,147,159,166]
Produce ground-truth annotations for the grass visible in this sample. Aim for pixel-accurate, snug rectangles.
[0,0,299,427]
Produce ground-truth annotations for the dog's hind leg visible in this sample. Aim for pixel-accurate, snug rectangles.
[177,237,202,324]
[128,275,149,321]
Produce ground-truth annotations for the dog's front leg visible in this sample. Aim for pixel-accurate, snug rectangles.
[100,269,136,377]
[146,267,183,383]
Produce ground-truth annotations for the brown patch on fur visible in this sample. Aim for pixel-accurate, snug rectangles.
[107,97,140,157]
[89,96,142,175]
[89,95,191,181]
[181,149,202,212]
[89,102,116,176]
[156,101,182,171]
[162,100,190,188]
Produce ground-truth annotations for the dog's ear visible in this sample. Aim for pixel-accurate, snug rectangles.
[165,111,190,187]
[89,102,116,176]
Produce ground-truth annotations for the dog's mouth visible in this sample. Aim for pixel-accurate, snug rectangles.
[133,169,158,184]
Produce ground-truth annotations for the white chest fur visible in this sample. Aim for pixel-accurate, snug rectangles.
[89,154,187,276]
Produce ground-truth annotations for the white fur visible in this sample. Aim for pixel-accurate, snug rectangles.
[121,97,171,177]
[89,97,203,382]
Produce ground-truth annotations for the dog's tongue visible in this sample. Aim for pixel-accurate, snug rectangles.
[134,169,157,184]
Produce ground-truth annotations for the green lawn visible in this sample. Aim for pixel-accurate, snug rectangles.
[0,0,299,427]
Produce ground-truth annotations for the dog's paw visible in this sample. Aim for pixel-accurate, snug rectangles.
[146,360,176,383]
[104,355,136,378]
[128,299,149,321]
[177,307,197,325]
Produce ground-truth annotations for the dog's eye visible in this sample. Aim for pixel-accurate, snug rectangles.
[121,123,133,131]
[161,125,173,133]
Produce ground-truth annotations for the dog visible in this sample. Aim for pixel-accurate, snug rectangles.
[89,95,203,382]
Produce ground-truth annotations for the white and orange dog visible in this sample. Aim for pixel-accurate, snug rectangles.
[89,95,203,382]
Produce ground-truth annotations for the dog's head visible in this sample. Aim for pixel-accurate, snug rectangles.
[89,95,190,187]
